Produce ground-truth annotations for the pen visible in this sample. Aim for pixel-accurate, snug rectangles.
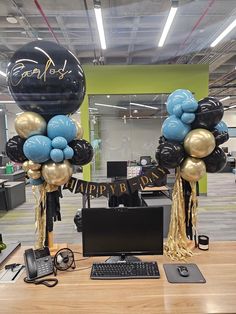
[11,265,25,281]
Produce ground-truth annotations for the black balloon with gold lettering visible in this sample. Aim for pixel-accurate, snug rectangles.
[6,40,86,120]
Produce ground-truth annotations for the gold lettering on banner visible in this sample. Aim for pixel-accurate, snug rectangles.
[10,57,70,86]
[66,179,76,191]
[119,183,127,193]
[99,185,107,195]
[89,184,97,194]
[151,172,159,180]
[140,176,151,187]
[109,184,116,194]
[76,182,87,194]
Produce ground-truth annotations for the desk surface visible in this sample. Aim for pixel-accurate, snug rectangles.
[141,185,169,191]
[0,242,236,314]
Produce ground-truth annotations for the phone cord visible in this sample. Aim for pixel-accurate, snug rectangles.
[24,277,58,287]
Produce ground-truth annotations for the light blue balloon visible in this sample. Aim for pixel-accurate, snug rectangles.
[23,135,52,163]
[30,178,44,186]
[63,146,74,159]
[181,98,198,113]
[215,121,228,133]
[52,136,68,149]
[162,115,191,142]
[47,115,77,142]
[173,103,183,118]
[167,89,194,115]
[50,149,64,163]
[181,112,195,124]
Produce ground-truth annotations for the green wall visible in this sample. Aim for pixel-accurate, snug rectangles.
[80,64,209,193]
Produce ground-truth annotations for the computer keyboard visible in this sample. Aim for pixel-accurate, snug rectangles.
[90,261,160,279]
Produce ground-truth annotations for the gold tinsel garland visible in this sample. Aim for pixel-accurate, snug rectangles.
[32,182,58,249]
[164,167,198,260]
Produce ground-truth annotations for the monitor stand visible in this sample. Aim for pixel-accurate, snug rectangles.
[105,254,141,263]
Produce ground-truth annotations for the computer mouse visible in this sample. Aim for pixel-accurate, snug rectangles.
[177,265,189,277]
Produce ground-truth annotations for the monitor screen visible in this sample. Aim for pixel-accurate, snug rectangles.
[82,206,163,257]
[107,161,127,178]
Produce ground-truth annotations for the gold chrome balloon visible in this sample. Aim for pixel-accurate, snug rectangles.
[22,160,30,172]
[72,119,84,139]
[15,112,46,139]
[42,160,73,186]
[28,160,41,171]
[27,169,41,180]
[180,157,206,182]
[184,128,215,158]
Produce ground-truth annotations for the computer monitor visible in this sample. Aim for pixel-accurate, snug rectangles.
[82,206,163,262]
[107,161,127,178]
[140,156,152,166]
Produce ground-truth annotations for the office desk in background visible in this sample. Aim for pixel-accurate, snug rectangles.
[1,242,236,313]
[141,186,172,237]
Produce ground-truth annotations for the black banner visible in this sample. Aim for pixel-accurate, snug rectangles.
[63,166,169,197]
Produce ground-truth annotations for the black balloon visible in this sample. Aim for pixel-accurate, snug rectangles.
[69,139,93,166]
[192,97,224,130]
[212,129,229,146]
[158,135,166,145]
[6,135,27,163]
[155,141,185,169]
[203,147,226,173]
[7,40,86,120]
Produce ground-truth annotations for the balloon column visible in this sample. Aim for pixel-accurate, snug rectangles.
[155,89,229,260]
[5,40,93,248]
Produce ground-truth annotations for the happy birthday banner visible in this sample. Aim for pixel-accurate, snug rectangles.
[63,166,169,197]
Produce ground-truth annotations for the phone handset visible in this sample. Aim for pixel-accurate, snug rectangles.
[23,247,58,287]
[24,249,38,279]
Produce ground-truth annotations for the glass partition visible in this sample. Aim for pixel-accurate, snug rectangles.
[89,94,169,181]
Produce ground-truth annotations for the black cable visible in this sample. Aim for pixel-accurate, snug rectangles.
[24,277,58,288]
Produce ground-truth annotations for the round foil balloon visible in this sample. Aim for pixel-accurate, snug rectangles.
[6,135,27,163]
[69,139,93,166]
[15,112,46,139]
[155,142,185,169]
[180,157,206,182]
[28,160,41,171]
[7,40,86,120]
[42,160,73,186]
[27,169,41,180]
[203,147,227,173]
[184,129,215,158]
[192,97,224,130]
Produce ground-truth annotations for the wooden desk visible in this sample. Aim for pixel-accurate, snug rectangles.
[1,242,236,314]
[141,185,169,192]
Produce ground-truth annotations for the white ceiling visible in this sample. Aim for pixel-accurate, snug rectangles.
[0,0,235,110]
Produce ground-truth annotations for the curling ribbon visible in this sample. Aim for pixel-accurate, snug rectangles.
[164,168,194,260]
[33,183,58,249]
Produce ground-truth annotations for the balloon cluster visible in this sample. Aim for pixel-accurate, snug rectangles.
[156,89,229,182]
[5,40,93,187]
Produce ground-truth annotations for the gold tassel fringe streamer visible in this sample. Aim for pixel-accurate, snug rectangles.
[164,168,194,260]
[33,182,58,249]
